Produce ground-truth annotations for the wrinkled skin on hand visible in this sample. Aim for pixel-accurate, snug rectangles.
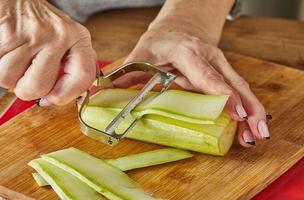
[122,27,269,148]
[0,0,97,105]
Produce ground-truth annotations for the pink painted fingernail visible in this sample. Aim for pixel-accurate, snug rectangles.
[243,130,255,145]
[235,104,248,120]
[258,120,270,139]
[37,98,52,107]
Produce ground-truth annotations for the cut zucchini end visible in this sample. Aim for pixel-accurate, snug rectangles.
[29,158,105,200]
[218,120,238,156]
[32,172,49,187]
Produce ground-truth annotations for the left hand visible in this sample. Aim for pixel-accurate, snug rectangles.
[121,25,269,148]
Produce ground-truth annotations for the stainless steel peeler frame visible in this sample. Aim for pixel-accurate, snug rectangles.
[77,62,176,146]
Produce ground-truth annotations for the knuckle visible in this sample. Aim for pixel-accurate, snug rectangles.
[14,89,32,101]
[29,23,45,48]
[225,88,237,98]
[0,31,15,47]
[16,82,49,100]
[180,39,200,54]
[75,23,91,40]
[76,67,96,85]
[201,68,222,80]
[0,77,16,89]
[55,23,70,45]
[177,43,194,57]
[213,48,224,57]
[0,70,17,88]
[190,37,202,49]
[231,77,250,88]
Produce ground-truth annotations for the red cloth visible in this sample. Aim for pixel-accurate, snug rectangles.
[253,158,304,200]
[0,60,303,199]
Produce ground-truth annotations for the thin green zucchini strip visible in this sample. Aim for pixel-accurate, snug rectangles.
[89,89,229,124]
[33,148,193,187]
[29,159,105,200]
[106,148,193,171]
[42,148,157,200]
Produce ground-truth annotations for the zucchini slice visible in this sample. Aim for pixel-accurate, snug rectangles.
[33,148,193,187]
[106,148,193,171]
[88,89,229,124]
[42,148,157,200]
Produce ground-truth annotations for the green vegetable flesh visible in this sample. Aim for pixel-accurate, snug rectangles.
[32,172,49,187]
[42,148,157,200]
[106,148,193,171]
[89,89,229,124]
[83,106,236,156]
[29,159,104,200]
[32,148,193,187]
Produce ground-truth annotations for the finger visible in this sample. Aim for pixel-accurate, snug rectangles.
[14,44,66,100]
[209,51,269,139]
[39,40,97,106]
[237,121,256,148]
[169,45,246,121]
[0,43,35,89]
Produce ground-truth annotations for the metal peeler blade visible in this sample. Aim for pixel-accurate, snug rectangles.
[77,61,176,146]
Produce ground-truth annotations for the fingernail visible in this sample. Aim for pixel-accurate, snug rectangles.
[235,104,248,120]
[243,130,255,145]
[36,98,41,106]
[96,62,101,77]
[37,98,52,107]
[258,120,270,139]
[266,114,272,120]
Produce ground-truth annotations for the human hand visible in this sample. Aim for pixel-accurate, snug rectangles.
[124,26,270,147]
[0,0,97,106]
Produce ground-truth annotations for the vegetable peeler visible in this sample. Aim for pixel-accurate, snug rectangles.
[77,61,176,146]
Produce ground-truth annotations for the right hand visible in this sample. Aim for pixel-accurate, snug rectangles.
[116,24,271,147]
[0,0,97,106]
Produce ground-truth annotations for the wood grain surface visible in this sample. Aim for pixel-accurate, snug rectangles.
[85,8,304,70]
[0,53,303,200]
[0,93,15,118]
[1,7,304,200]
[221,16,304,70]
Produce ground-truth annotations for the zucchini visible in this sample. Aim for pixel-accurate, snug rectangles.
[83,94,236,155]
[29,159,104,200]
[32,148,193,187]
[41,148,157,200]
[88,89,229,124]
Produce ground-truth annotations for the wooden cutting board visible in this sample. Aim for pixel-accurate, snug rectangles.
[0,52,303,200]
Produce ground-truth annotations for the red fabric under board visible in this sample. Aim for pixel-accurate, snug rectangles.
[0,98,35,126]
[0,60,303,200]
[253,158,304,200]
